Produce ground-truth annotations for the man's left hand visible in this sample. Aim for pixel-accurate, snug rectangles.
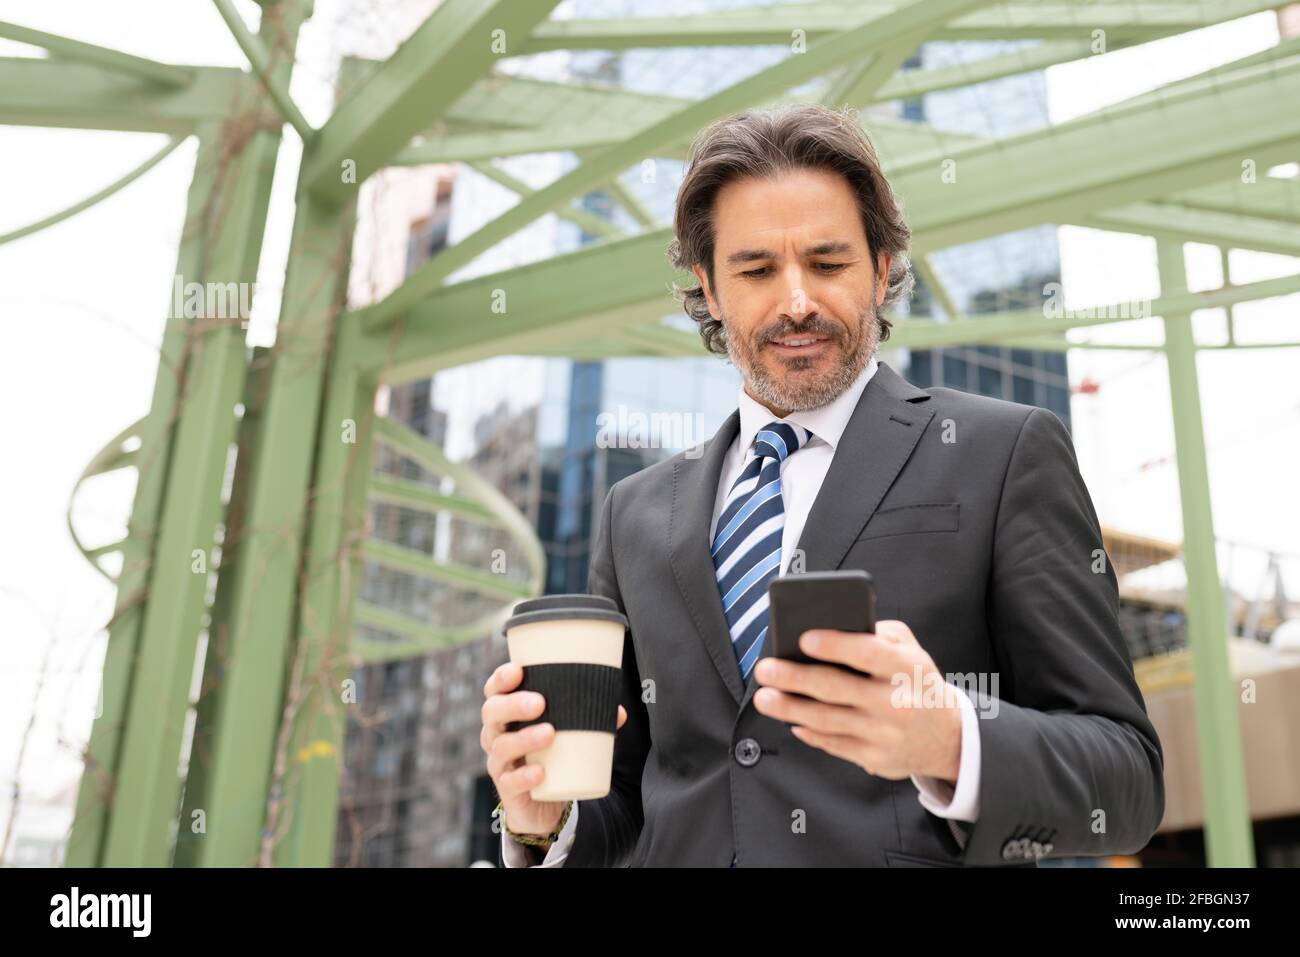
[751,620,962,782]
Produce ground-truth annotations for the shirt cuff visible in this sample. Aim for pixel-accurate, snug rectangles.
[500,800,579,867]
[910,686,981,823]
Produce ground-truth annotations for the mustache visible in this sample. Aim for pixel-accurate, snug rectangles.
[758,319,841,342]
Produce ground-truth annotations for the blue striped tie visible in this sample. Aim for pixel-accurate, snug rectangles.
[712,420,812,685]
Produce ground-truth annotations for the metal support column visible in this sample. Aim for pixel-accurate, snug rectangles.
[65,129,219,866]
[270,317,378,867]
[1156,238,1255,867]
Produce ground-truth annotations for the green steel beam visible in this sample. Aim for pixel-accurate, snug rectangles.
[359,228,676,380]
[354,418,548,656]
[442,73,689,133]
[522,335,672,359]
[211,0,313,141]
[0,58,249,133]
[362,540,533,600]
[64,130,226,867]
[395,124,682,165]
[269,319,375,867]
[571,145,662,230]
[67,418,145,585]
[888,270,1300,348]
[368,475,495,522]
[1171,176,1300,226]
[361,0,999,331]
[994,336,1300,352]
[0,21,194,86]
[174,347,271,868]
[1104,32,1300,112]
[911,253,968,321]
[369,415,547,592]
[373,297,681,385]
[1156,240,1254,868]
[352,601,499,662]
[892,53,1300,252]
[820,28,929,109]
[602,174,660,230]
[1221,246,1237,346]
[1081,203,1300,258]
[303,0,562,204]
[378,64,693,164]
[466,159,620,239]
[863,117,986,168]
[521,1,1291,51]
[0,135,185,246]
[875,39,1124,101]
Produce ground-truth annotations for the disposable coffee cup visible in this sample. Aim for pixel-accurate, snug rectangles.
[503,594,627,801]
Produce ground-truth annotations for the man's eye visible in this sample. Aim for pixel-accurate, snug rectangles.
[740,263,845,278]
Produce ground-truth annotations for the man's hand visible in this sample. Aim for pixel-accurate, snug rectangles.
[482,661,628,840]
[751,620,962,782]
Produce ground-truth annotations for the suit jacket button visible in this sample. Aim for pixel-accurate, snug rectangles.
[734,737,762,767]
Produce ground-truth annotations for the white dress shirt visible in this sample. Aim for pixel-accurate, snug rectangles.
[503,355,980,867]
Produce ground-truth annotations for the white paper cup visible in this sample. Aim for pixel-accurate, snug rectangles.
[504,594,627,801]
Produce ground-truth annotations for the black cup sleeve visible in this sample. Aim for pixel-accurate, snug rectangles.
[505,662,622,734]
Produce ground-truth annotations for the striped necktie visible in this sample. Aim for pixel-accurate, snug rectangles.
[711,420,813,684]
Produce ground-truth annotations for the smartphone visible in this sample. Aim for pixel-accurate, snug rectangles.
[766,570,876,677]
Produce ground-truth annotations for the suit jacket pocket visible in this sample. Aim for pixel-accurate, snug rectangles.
[856,503,959,542]
[883,848,964,867]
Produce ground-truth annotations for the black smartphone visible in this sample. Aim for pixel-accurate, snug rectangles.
[766,570,876,677]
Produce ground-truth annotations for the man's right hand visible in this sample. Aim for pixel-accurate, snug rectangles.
[482,661,628,841]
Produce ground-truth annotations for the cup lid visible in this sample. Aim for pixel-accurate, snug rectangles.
[504,593,628,631]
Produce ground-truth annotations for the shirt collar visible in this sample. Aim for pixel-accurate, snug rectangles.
[736,354,878,455]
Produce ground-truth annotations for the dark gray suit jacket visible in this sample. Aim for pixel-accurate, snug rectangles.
[562,360,1164,867]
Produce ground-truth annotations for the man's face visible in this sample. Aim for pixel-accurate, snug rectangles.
[691,167,891,415]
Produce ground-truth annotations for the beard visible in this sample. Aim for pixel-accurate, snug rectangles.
[722,291,882,414]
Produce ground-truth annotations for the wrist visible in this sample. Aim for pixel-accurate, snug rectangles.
[497,799,572,848]
[934,686,963,783]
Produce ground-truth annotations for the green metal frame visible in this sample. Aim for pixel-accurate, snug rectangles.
[4,0,1293,868]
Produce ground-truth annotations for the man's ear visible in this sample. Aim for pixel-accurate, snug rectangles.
[692,264,720,321]
[874,252,892,306]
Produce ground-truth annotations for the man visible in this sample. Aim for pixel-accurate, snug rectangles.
[481,104,1164,867]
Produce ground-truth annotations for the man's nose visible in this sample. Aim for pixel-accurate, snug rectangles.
[781,263,816,320]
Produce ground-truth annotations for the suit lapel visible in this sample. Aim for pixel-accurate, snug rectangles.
[669,409,747,705]
[737,361,934,710]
